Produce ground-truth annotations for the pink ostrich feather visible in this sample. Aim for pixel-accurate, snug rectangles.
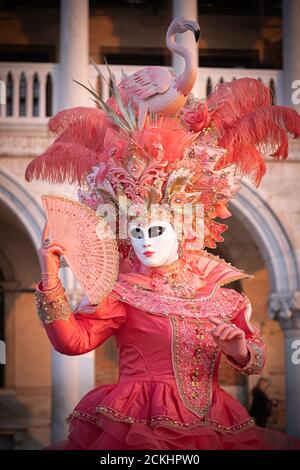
[48,106,112,137]
[207,78,272,134]
[25,142,102,185]
[25,107,116,185]
[215,105,300,186]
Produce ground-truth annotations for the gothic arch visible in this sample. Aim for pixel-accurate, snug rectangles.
[0,169,44,249]
[0,169,75,289]
[230,181,300,319]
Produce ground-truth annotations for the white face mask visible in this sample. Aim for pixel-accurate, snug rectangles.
[129,220,179,267]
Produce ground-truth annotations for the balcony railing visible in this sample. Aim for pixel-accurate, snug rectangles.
[0,63,283,125]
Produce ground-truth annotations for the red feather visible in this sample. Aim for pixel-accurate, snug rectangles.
[50,106,115,151]
[25,142,101,185]
[215,106,300,186]
[25,107,115,185]
[207,78,272,135]
[49,106,110,134]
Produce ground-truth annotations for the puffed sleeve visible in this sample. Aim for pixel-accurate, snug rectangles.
[225,294,266,375]
[35,279,127,356]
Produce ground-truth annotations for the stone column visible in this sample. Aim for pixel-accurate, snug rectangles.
[269,291,300,438]
[51,349,79,442]
[57,0,89,111]
[51,267,96,443]
[51,0,93,444]
[277,6,300,436]
[172,0,200,96]
[282,0,300,112]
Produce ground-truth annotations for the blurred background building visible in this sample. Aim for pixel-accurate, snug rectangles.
[0,0,300,449]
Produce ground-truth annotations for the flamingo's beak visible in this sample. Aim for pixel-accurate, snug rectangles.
[184,20,201,43]
[194,28,201,42]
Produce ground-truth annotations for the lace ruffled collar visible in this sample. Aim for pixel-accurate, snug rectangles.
[118,251,251,300]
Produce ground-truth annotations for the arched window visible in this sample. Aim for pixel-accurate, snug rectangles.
[6,72,13,117]
[206,77,212,97]
[19,72,27,117]
[269,78,276,105]
[33,73,39,117]
[46,73,53,117]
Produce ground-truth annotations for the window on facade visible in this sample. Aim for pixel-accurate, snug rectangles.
[101,48,171,66]
[33,73,39,117]
[0,45,56,63]
[6,72,13,117]
[19,72,27,117]
[199,49,260,68]
[46,73,53,117]
[198,0,281,16]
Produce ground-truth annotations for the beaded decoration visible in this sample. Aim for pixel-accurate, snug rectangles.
[35,282,71,324]
[66,407,255,436]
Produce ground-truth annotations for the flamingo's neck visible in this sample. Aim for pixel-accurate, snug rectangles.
[167,32,197,96]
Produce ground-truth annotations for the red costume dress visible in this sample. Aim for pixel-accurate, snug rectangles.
[27,17,300,450]
[35,254,300,450]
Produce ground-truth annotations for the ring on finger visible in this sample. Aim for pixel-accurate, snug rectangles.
[42,238,51,248]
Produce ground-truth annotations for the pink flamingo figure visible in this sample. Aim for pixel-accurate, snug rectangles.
[121,16,200,130]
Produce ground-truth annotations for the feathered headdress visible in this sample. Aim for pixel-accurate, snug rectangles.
[25,0,300,262]
[25,70,300,253]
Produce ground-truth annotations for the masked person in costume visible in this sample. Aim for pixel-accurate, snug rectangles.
[25,17,300,450]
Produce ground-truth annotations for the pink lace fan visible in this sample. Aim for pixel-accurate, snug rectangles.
[41,194,119,305]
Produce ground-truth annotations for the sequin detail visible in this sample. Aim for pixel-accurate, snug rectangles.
[112,280,245,320]
[225,306,266,375]
[170,317,219,419]
[66,407,255,435]
[240,339,266,375]
[35,282,71,323]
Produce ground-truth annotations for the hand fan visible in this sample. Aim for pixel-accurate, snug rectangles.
[41,194,119,305]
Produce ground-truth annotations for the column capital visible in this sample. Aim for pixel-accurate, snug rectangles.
[269,291,300,329]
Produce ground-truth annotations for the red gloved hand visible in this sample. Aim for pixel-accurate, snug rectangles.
[209,316,249,365]
[38,222,66,290]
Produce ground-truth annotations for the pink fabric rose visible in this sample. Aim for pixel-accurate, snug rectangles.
[182,102,211,132]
